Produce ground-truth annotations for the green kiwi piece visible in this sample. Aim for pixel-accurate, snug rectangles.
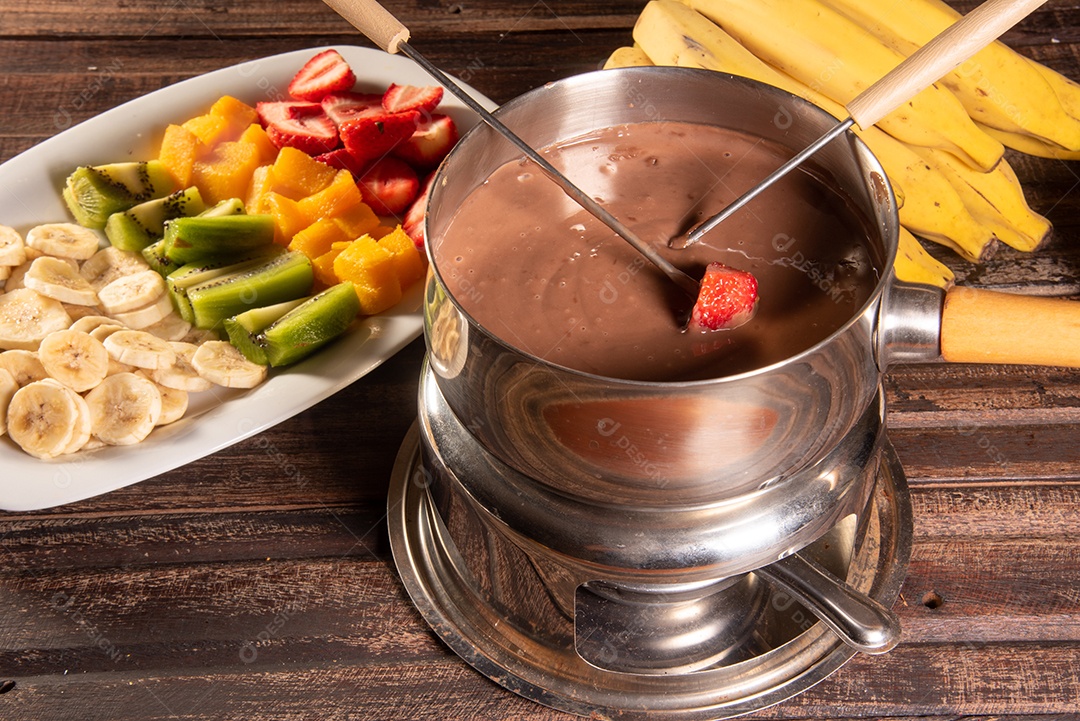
[104,186,206,252]
[187,250,314,329]
[63,160,177,229]
[166,247,283,323]
[162,214,275,265]
[224,282,359,367]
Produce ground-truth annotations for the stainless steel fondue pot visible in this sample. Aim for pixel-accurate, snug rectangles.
[388,66,1080,719]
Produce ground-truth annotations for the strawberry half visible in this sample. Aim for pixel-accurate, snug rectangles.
[403,172,436,249]
[689,262,759,332]
[340,110,420,165]
[382,84,444,115]
[321,91,384,127]
[313,147,369,177]
[287,49,356,102]
[357,157,420,216]
[392,114,459,168]
[256,101,339,155]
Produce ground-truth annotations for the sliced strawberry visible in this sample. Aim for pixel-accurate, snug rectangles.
[320,91,384,127]
[340,110,420,165]
[403,173,436,249]
[256,100,339,155]
[392,114,459,168]
[313,147,369,177]
[382,84,444,115]
[357,157,420,217]
[287,49,356,102]
[689,262,759,332]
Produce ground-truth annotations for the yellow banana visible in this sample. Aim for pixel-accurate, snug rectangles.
[820,0,1080,151]
[604,46,653,70]
[631,0,956,283]
[679,0,1004,172]
[896,227,954,288]
[912,146,1052,253]
[1030,59,1080,123]
[977,121,1080,160]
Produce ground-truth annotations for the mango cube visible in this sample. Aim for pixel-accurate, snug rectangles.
[333,236,403,315]
[269,147,338,200]
[289,218,351,259]
[157,123,203,188]
[191,140,262,205]
[378,226,427,289]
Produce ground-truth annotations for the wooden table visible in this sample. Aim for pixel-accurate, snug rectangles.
[2,1,1079,718]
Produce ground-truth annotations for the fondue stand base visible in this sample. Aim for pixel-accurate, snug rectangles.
[388,424,912,720]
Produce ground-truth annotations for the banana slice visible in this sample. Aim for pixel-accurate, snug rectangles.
[0,367,18,436]
[70,314,122,335]
[85,372,162,445]
[80,246,151,291]
[136,373,188,426]
[143,312,192,342]
[191,340,268,389]
[39,378,92,455]
[0,225,27,267]
[150,341,213,392]
[0,288,73,351]
[102,329,176,370]
[0,265,11,282]
[6,379,79,458]
[110,292,174,330]
[97,269,166,314]
[37,329,110,392]
[0,349,48,386]
[25,222,101,260]
[88,323,129,343]
[23,256,99,306]
[4,261,31,291]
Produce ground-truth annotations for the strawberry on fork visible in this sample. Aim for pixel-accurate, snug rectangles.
[688,262,759,332]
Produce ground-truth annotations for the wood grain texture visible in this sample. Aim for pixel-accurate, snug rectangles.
[2,1,1080,719]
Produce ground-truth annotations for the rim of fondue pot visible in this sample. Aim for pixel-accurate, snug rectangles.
[423,67,900,507]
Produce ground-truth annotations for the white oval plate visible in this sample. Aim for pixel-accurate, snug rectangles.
[0,46,492,511]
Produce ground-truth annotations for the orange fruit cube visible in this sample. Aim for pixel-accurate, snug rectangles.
[265,192,310,245]
[333,203,380,239]
[369,225,396,240]
[157,123,204,188]
[333,236,403,315]
[378,226,427,289]
[244,164,274,214]
[298,169,364,223]
[210,96,258,127]
[239,123,279,166]
[182,113,233,148]
[191,140,262,205]
[312,244,348,288]
[269,147,338,200]
[289,218,351,259]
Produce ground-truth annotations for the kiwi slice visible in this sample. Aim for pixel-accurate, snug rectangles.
[186,250,314,329]
[162,214,275,265]
[142,238,182,277]
[63,160,177,229]
[166,247,283,323]
[224,282,360,367]
[105,186,206,252]
[198,197,247,217]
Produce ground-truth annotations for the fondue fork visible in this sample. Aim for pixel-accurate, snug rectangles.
[675,0,1048,248]
[322,0,702,298]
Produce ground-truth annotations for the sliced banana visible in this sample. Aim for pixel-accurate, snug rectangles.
[0,288,72,351]
[102,329,176,370]
[150,341,213,392]
[143,312,192,342]
[37,329,110,392]
[70,314,122,335]
[0,225,27,267]
[80,246,150,291]
[191,340,268,389]
[110,292,174,330]
[88,323,129,343]
[0,367,18,436]
[3,261,31,291]
[23,256,99,306]
[97,269,166,314]
[85,371,162,445]
[137,373,188,426]
[62,302,103,321]
[0,349,48,386]
[25,222,101,260]
[6,379,79,458]
[40,378,92,455]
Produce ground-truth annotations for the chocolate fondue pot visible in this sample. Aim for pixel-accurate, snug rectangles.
[422,67,916,567]
[391,67,925,718]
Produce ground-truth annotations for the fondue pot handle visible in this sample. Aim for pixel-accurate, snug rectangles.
[323,0,411,53]
[757,552,901,655]
[941,287,1080,367]
[847,0,1048,129]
